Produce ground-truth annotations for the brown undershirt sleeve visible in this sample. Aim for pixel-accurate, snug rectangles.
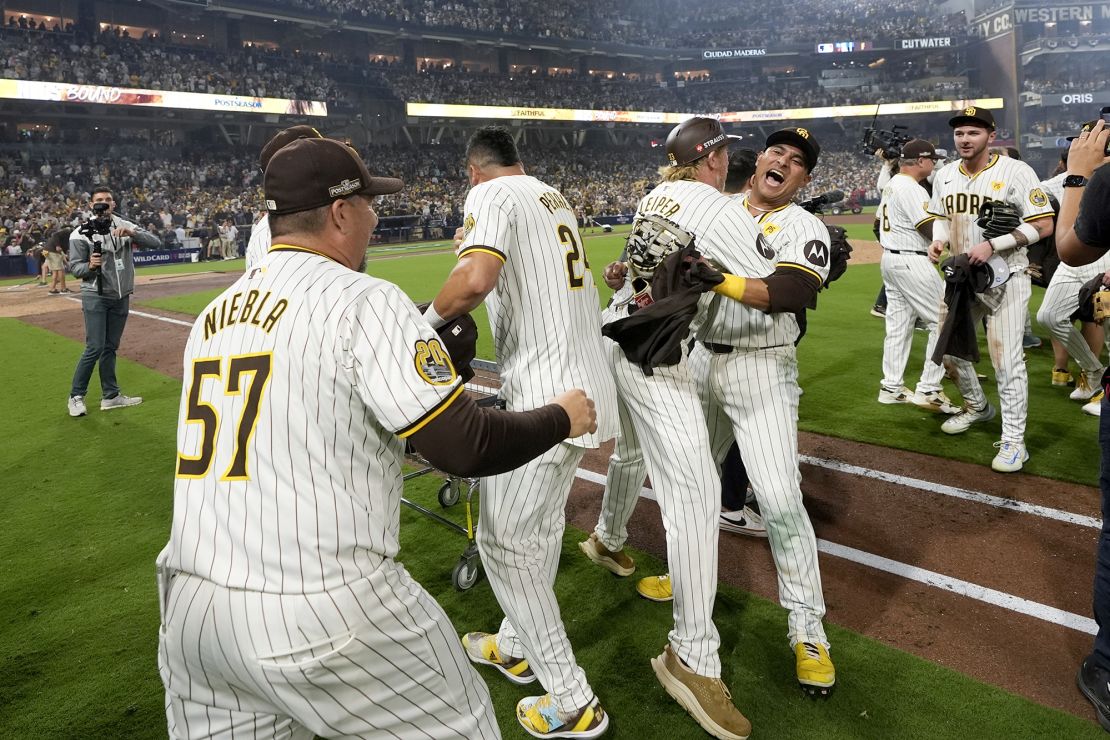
[409,392,571,477]
[763,266,822,314]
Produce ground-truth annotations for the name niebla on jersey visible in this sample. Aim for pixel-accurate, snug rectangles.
[203,289,289,340]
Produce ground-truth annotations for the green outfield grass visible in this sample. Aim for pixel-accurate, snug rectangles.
[0,318,1101,738]
[135,231,1100,486]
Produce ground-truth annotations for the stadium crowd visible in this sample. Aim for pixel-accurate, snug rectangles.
[0,26,348,104]
[390,65,983,113]
[0,138,884,255]
[262,0,965,49]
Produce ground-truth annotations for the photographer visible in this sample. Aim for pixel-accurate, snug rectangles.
[66,186,160,418]
[1055,117,1110,730]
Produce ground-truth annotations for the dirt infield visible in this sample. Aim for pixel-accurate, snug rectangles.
[12,267,1101,726]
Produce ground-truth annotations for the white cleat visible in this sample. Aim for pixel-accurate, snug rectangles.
[719,506,767,538]
[941,402,996,434]
[1084,391,1104,417]
[991,441,1029,473]
[1070,369,1106,401]
[877,386,914,405]
[912,390,960,415]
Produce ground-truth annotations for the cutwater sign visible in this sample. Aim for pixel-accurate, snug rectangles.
[899,37,953,49]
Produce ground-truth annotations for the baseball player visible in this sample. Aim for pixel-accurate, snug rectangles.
[244,125,323,271]
[582,118,767,740]
[875,139,960,414]
[423,126,618,739]
[685,127,836,697]
[1036,123,1109,407]
[927,107,1055,472]
[157,137,600,740]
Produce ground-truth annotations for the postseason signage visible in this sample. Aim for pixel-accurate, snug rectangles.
[974,4,1110,38]
[702,47,768,59]
[407,98,1003,125]
[0,79,328,116]
[899,37,953,49]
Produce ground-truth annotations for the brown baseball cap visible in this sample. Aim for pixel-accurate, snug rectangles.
[901,139,942,159]
[258,125,323,171]
[766,127,821,172]
[666,117,731,166]
[264,138,403,216]
[949,106,996,130]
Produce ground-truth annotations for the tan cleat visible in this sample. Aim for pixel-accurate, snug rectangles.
[795,642,835,698]
[578,532,635,576]
[651,645,751,740]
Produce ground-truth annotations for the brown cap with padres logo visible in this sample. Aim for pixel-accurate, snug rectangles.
[765,127,821,172]
[666,117,732,166]
[264,138,403,216]
[900,139,943,160]
[258,125,323,171]
[948,106,996,130]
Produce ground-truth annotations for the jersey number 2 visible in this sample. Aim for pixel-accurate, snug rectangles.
[176,353,273,481]
[559,224,590,289]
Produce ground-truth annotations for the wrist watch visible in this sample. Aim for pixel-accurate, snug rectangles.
[1063,174,1090,188]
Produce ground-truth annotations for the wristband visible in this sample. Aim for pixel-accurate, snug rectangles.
[422,303,448,329]
[988,233,1017,251]
[932,218,950,243]
[712,274,747,301]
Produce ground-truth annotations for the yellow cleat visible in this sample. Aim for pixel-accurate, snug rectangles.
[795,642,835,698]
[516,693,609,738]
[636,573,673,602]
[1052,369,1075,387]
[462,632,536,685]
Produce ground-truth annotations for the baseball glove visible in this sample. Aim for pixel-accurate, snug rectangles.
[824,224,852,287]
[416,302,478,383]
[1095,290,1110,324]
[976,200,1023,240]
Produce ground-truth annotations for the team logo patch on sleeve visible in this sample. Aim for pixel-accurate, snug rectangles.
[803,240,829,268]
[1029,188,1049,208]
[755,233,776,259]
[413,338,457,386]
[462,214,476,237]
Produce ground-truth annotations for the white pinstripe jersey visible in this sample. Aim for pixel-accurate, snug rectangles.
[458,174,617,446]
[243,215,270,271]
[162,247,465,593]
[878,173,934,252]
[701,196,830,349]
[1041,172,1066,203]
[1040,172,1110,277]
[928,153,1055,269]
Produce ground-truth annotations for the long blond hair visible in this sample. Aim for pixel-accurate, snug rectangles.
[659,162,701,182]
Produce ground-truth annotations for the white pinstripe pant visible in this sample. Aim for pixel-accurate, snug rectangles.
[941,273,1031,445]
[477,441,595,714]
[1036,260,1110,374]
[880,251,947,393]
[688,342,829,648]
[158,564,499,739]
[593,339,723,677]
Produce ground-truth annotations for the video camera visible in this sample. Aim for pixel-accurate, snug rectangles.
[862,124,913,159]
[87,201,113,237]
